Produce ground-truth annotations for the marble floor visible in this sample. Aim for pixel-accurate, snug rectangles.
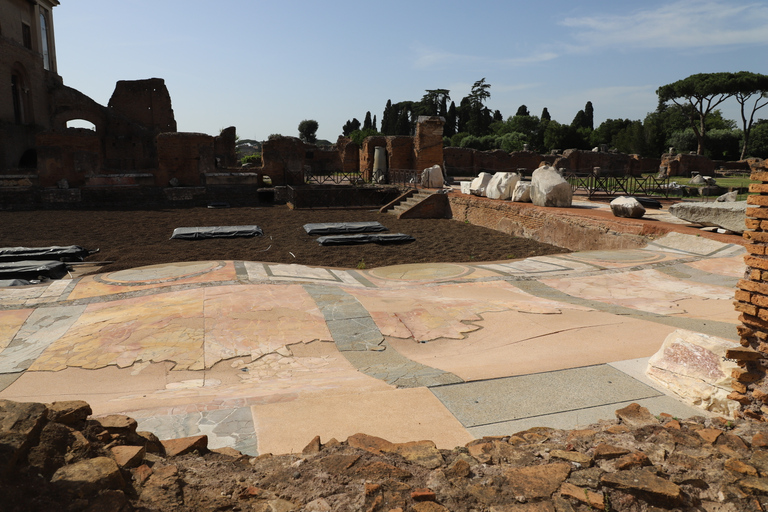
[0,229,746,455]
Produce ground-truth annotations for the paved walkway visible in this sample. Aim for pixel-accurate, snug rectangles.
[0,210,747,456]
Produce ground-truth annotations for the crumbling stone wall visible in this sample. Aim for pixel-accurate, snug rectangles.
[215,126,238,168]
[387,137,415,173]
[336,137,359,175]
[510,151,553,171]
[108,78,176,133]
[260,136,308,186]
[443,148,554,176]
[475,150,515,174]
[360,136,415,181]
[413,116,444,171]
[443,147,475,175]
[660,153,716,177]
[156,132,214,187]
[553,149,635,176]
[46,80,178,174]
[732,169,768,420]
[360,136,388,182]
[443,148,659,177]
[36,130,101,187]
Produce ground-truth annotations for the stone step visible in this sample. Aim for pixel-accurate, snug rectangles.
[387,191,435,216]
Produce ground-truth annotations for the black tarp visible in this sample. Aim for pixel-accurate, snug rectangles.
[0,261,69,280]
[171,226,264,240]
[0,245,95,262]
[303,222,388,235]
[634,197,663,209]
[316,233,415,246]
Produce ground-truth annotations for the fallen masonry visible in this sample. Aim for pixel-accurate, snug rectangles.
[3,399,768,511]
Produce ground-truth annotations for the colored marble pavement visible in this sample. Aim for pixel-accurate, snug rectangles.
[0,231,746,456]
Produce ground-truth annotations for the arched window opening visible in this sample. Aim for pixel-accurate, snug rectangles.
[18,149,37,169]
[12,74,25,124]
[66,119,96,131]
[11,65,32,125]
[40,12,50,70]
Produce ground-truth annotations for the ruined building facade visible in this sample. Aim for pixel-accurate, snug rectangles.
[1,0,61,170]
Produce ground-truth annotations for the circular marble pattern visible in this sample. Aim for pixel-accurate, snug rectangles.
[566,249,670,265]
[98,261,225,285]
[367,263,473,282]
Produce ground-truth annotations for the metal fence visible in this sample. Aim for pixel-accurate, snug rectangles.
[565,171,670,199]
[301,168,365,186]
[387,169,423,188]
[287,185,402,209]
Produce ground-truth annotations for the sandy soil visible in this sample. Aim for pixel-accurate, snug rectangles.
[1,205,567,273]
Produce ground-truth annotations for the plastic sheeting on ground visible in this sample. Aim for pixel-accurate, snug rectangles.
[171,226,264,240]
[316,233,415,246]
[0,261,69,280]
[0,245,95,262]
[303,222,388,235]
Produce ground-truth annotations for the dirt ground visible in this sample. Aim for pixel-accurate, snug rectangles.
[1,205,566,273]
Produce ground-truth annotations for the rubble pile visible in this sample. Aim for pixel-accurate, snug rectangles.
[3,399,768,511]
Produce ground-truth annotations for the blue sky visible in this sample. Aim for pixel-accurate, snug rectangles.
[54,0,768,142]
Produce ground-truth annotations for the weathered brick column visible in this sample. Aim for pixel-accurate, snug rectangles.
[732,169,768,420]
[413,116,444,171]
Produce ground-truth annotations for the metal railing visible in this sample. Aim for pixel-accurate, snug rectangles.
[565,171,670,198]
[301,168,365,186]
[387,169,423,188]
[287,185,402,209]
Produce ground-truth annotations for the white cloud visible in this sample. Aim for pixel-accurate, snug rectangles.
[560,0,768,51]
[412,44,558,70]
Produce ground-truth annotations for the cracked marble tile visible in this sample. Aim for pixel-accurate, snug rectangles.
[348,281,589,342]
[0,308,32,352]
[685,255,746,278]
[0,305,87,374]
[541,268,734,315]
[135,407,258,455]
[30,289,205,371]
[68,262,236,300]
[203,284,332,363]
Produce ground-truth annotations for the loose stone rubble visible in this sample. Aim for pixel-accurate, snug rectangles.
[485,172,520,200]
[669,201,747,234]
[469,172,493,196]
[530,165,573,207]
[610,196,646,219]
[3,399,768,511]
[647,329,742,417]
[511,180,532,202]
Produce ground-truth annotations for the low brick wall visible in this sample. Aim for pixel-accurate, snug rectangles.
[732,170,768,420]
[447,194,656,252]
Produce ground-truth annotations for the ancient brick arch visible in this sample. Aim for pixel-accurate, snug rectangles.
[52,110,105,133]
[49,84,108,133]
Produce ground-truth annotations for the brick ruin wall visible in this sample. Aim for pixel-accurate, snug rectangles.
[156,132,215,187]
[360,136,388,182]
[660,153,716,177]
[359,136,415,181]
[107,78,177,133]
[444,148,660,177]
[36,130,101,187]
[413,117,444,171]
[448,195,655,252]
[336,137,359,175]
[215,127,238,168]
[732,169,768,420]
